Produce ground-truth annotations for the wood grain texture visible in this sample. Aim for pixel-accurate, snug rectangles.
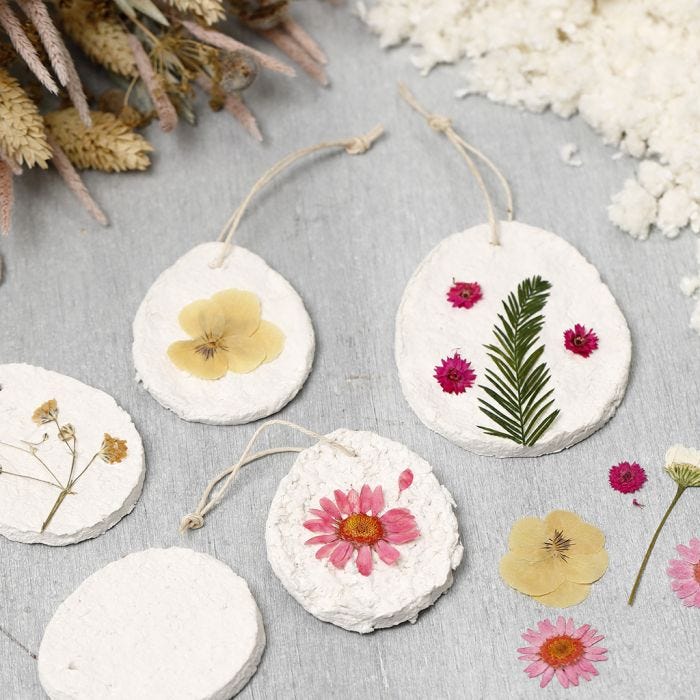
[0,4,698,698]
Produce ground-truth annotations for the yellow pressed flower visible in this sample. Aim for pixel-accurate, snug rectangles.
[99,433,127,464]
[499,510,608,608]
[32,399,59,424]
[167,289,285,380]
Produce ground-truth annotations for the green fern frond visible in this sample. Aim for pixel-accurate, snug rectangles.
[477,276,559,446]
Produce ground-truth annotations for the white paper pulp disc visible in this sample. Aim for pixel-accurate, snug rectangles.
[266,429,463,633]
[0,364,145,545]
[133,243,315,424]
[396,222,631,457]
[38,548,265,700]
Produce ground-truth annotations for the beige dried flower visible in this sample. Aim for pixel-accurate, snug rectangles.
[0,67,51,168]
[57,423,75,441]
[44,108,153,172]
[99,433,127,463]
[165,0,225,26]
[32,399,58,424]
[58,0,137,77]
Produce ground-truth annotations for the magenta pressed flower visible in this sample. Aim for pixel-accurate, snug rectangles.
[447,280,482,309]
[564,324,599,358]
[434,353,476,394]
[667,538,700,608]
[303,482,420,576]
[608,461,647,494]
[518,617,608,689]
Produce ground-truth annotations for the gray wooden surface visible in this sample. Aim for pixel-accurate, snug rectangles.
[1,3,699,698]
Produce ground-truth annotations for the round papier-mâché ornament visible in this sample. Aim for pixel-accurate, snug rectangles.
[0,363,144,545]
[38,548,265,700]
[133,242,314,424]
[396,221,631,458]
[266,429,464,633]
[132,127,383,425]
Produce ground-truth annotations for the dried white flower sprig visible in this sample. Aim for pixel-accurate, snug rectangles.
[0,399,128,532]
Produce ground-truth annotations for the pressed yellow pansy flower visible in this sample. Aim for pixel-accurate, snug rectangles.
[499,510,608,608]
[167,289,285,380]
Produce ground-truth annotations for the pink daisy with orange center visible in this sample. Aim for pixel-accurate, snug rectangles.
[303,472,420,577]
[667,538,700,608]
[434,352,476,394]
[518,617,608,689]
[447,280,482,309]
[563,324,599,358]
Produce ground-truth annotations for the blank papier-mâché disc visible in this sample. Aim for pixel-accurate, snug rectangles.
[0,363,144,545]
[133,242,314,424]
[38,548,265,700]
[396,222,632,457]
[266,429,463,633]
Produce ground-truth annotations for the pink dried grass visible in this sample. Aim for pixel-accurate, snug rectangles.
[182,20,295,77]
[196,74,262,142]
[281,17,327,65]
[17,0,91,126]
[0,159,13,235]
[48,135,108,226]
[127,33,178,133]
[259,27,328,86]
[0,0,58,93]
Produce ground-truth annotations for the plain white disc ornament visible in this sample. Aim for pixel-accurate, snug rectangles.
[266,429,463,633]
[396,222,632,457]
[0,363,145,545]
[133,242,314,424]
[38,548,265,700]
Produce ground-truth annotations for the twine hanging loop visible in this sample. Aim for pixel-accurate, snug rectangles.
[398,83,513,246]
[179,419,357,533]
[210,125,384,268]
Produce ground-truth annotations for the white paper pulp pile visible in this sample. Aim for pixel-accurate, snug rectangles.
[361,0,700,332]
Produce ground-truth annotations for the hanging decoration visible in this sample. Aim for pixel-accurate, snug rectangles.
[0,363,144,545]
[38,547,265,699]
[394,85,631,457]
[133,126,383,424]
[179,420,463,633]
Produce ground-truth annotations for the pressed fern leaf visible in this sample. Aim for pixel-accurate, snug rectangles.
[477,276,559,446]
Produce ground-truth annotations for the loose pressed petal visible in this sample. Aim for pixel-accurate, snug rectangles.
[398,468,413,493]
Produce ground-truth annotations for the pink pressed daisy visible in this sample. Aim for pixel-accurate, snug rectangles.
[608,461,647,494]
[434,353,476,394]
[667,538,700,608]
[303,482,420,576]
[518,617,608,689]
[447,280,482,309]
[563,324,599,358]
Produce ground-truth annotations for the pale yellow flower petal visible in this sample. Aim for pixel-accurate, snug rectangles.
[563,549,609,584]
[499,552,565,596]
[255,320,285,363]
[211,289,261,336]
[508,516,549,562]
[533,580,591,608]
[224,335,267,373]
[544,510,605,554]
[167,339,229,380]
[178,298,229,338]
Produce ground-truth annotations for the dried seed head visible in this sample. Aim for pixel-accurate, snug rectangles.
[219,51,258,93]
[239,0,288,30]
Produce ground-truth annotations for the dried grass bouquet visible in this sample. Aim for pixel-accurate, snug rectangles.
[0,0,327,232]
